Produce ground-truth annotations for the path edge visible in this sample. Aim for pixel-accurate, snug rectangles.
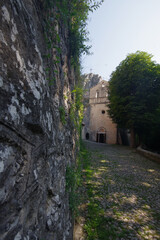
[137,146,160,164]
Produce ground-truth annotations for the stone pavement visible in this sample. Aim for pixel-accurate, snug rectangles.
[74,141,160,240]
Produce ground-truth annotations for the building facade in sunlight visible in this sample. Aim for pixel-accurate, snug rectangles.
[82,78,117,144]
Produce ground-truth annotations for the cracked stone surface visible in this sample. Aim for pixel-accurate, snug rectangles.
[0,0,76,239]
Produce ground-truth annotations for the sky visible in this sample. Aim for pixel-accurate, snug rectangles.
[82,0,160,80]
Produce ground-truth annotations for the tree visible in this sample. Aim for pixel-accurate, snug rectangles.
[108,51,160,148]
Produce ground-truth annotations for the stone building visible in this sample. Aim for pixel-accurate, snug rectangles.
[82,76,117,144]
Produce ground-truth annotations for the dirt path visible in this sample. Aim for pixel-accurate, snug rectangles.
[74,141,160,240]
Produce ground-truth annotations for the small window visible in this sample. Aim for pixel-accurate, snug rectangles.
[102,110,105,114]
[102,82,105,88]
[96,91,99,98]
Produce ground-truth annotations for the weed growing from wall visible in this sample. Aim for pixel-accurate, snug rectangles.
[66,140,87,217]
[43,0,63,86]
[59,106,66,125]
[66,165,80,215]
[69,85,84,136]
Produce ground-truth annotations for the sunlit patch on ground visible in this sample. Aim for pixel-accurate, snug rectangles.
[100,160,109,163]
[121,195,137,204]
[147,169,155,173]
[141,182,152,187]
[155,178,160,181]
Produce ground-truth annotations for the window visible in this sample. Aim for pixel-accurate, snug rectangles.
[102,110,105,114]
[96,91,99,98]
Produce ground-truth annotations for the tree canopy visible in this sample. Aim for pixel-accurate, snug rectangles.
[108,51,160,148]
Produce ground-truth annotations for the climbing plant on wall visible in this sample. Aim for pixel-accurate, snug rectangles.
[43,0,104,126]
[43,0,104,70]
[42,0,104,218]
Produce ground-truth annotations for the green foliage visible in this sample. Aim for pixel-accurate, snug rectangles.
[43,0,104,74]
[69,85,84,135]
[68,0,104,65]
[43,0,64,86]
[66,141,86,216]
[66,165,79,214]
[108,51,160,149]
[142,104,160,151]
[59,106,66,125]
[79,143,119,240]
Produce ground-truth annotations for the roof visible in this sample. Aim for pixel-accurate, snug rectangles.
[89,80,108,91]
[90,80,109,90]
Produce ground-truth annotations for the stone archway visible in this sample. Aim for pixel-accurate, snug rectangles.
[96,127,106,143]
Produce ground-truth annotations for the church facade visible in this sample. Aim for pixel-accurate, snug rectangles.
[82,80,117,144]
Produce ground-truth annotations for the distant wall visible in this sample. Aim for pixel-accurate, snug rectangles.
[82,74,102,140]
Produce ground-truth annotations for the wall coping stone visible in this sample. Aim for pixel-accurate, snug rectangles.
[137,146,160,164]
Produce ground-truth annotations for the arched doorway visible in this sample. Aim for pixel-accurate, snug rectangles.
[86,132,89,140]
[96,127,106,143]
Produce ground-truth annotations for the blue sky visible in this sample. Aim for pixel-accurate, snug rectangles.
[82,0,160,80]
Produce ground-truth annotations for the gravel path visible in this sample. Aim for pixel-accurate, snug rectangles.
[74,141,160,240]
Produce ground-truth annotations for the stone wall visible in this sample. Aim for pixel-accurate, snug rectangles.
[0,1,76,239]
[137,147,160,164]
[83,73,102,94]
[82,74,102,140]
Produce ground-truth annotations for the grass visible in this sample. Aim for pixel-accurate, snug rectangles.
[79,143,118,239]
